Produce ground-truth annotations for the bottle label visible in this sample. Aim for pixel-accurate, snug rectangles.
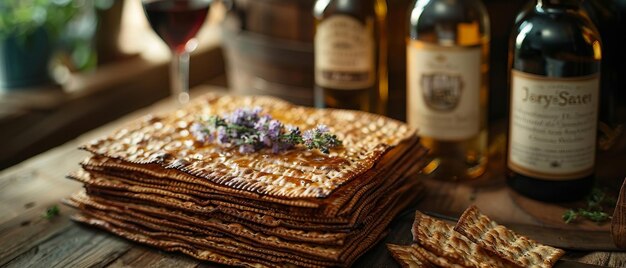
[315,15,374,90]
[407,41,482,140]
[508,70,599,180]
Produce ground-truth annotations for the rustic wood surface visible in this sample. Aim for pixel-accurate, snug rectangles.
[1,86,625,268]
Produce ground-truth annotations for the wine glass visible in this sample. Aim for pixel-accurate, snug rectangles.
[142,0,212,105]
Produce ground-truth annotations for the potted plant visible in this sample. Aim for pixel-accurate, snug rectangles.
[0,0,76,90]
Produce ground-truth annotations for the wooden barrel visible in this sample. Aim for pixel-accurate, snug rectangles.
[221,0,316,106]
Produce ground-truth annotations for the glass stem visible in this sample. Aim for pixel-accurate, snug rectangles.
[171,50,190,105]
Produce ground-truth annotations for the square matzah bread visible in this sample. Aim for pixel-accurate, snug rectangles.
[68,93,429,267]
[412,211,514,268]
[454,206,565,268]
[67,175,421,268]
[81,93,416,199]
[387,244,435,268]
[78,140,426,219]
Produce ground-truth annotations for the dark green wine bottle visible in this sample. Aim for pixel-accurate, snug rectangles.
[507,0,601,202]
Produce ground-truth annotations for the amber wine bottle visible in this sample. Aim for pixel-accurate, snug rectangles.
[407,0,490,180]
[313,0,387,113]
[507,0,601,202]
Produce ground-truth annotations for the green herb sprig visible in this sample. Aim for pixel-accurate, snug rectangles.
[42,205,60,220]
[562,187,615,224]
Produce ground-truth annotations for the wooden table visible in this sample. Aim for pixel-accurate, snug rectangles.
[1,86,625,267]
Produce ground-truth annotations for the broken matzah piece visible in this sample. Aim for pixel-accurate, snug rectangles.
[412,211,514,268]
[454,206,565,268]
[387,243,435,268]
[410,243,463,268]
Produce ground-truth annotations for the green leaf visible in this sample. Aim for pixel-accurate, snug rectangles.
[42,205,60,220]
[562,209,578,224]
[578,209,611,223]
[562,187,614,224]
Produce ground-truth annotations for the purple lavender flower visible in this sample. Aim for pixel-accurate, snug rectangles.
[227,107,263,127]
[267,120,282,139]
[190,122,211,143]
[315,124,329,133]
[226,109,245,126]
[286,125,301,136]
[272,141,292,153]
[225,109,242,125]
[253,115,273,146]
[190,122,203,133]
[257,132,271,146]
[301,124,341,153]
[271,143,281,153]
[191,108,341,154]
[254,115,272,131]
[302,129,315,147]
[216,126,229,144]
[302,130,314,141]
[239,144,256,154]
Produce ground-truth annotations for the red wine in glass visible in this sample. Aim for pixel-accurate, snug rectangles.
[143,0,210,53]
[142,0,211,104]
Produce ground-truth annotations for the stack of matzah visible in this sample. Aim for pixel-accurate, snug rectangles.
[65,94,427,267]
[388,206,565,268]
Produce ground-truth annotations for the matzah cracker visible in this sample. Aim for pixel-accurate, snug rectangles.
[68,191,349,245]
[74,210,331,267]
[454,206,565,268]
[72,155,425,231]
[411,244,463,268]
[71,214,274,268]
[75,140,426,223]
[66,93,430,267]
[81,93,415,199]
[78,138,425,221]
[412,211,514,268]
[67,177,420,268]
[67,181,411,261]
[387,244,435,268]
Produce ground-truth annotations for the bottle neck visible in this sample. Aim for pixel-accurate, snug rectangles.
[537,0,580,9]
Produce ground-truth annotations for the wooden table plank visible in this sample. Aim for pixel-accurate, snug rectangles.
[0,87,223,267]
[0,86,624,267]
[0,144,87,264]
[107,247,200,268]
[3,225,130,268]
[417,178,541,224]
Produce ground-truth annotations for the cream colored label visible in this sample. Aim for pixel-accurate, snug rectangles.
[315,15,374,90]
[508,70,599,180]
[407,41,482,140]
